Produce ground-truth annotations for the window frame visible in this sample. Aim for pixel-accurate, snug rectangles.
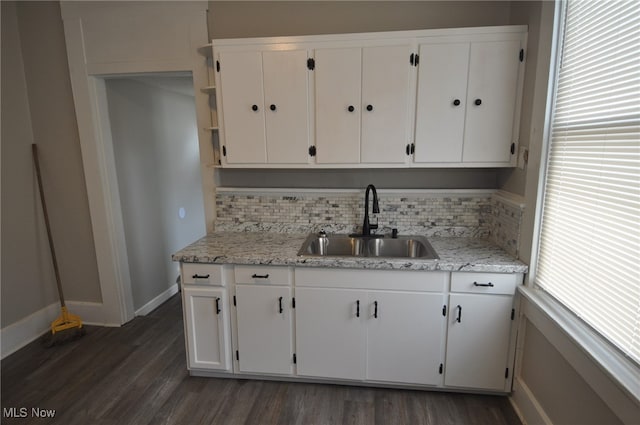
[525,0,640,409]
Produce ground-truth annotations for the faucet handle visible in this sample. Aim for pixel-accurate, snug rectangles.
[370,215,378,230]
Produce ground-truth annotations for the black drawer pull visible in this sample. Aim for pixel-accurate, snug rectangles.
[374,301,378,318]
[279,296,283,314]
[456,305,462,323]
[192,274,210,279]
[347,105,355,112]
[473,282,494,287]
[453,99,461,106]
[251,274,269,279]
[215,297,221,314]
[356,300,360,317]
[474,99,482,106]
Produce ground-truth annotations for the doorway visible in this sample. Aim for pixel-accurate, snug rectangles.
[104,73,206,314]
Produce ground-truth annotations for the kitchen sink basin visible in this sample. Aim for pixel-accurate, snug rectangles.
[297,233,439,260]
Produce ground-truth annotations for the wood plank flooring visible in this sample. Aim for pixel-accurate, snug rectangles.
[1,294,522,425]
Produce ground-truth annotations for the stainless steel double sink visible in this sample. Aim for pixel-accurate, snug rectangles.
[297,233,438,260]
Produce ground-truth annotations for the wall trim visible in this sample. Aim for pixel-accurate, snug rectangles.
[510,376,553,425]
[65,301,109,326]
[1,303,59,359]
[216,187,497,197]
[60,1,211,326]
[0,300,108,359]
[493,190,526,209]
[135,284,179,317]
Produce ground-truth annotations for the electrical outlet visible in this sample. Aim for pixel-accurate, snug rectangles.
[517,146,529,170]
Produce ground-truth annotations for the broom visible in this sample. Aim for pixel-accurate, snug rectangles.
[32,144,85,346]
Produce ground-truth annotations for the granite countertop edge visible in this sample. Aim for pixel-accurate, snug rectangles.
[172,232,529,274]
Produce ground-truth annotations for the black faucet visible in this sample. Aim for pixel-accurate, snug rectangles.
[362,184,380,236]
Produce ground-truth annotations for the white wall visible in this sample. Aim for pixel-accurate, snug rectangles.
[105,76,206,311]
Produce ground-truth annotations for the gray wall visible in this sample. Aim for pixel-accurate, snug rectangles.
[209,0,512,190]
[209,1,511,38]
[106,76,206,311]
[520,320,623,425]
[1,1,101,328]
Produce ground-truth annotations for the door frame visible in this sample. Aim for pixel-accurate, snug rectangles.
[61,2,213,325]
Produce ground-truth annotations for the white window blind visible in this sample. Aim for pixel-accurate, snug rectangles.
[537,0,640,364]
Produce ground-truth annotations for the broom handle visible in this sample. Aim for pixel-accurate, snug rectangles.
[32,144,66,307]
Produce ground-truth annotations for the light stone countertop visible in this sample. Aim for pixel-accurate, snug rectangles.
[172,232,528,274]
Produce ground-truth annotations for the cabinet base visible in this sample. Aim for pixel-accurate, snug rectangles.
[187,369,511,396]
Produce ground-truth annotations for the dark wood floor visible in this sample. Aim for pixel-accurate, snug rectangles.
[1,294,522,425]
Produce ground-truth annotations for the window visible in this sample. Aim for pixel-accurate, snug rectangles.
[536,0,640,364]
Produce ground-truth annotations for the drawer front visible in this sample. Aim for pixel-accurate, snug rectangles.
[234,265,291,285]
[295,267,448,292]
[450,272,520,295]
[182,263,224,286]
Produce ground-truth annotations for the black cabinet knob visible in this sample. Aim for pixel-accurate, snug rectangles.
[270,104,276,111]
[251,104,259,111]
[348,105,355,112]
[366,104,373,112]
[474,99,482,106]
[453,99,461,106]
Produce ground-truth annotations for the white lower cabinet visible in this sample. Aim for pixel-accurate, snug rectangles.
[295,287,366,380]
[183,285,232,371]
[181,262,522,394]
[295,269,447,386]
[365,291,445,385]
[296,288,445,385]
[444,272,519,391]
[235,284,293,375]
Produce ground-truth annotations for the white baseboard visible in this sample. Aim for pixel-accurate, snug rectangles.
[1,302,59,359]
[135,284,178,316]
[510,376,553,425]
[1,300,108,359]
[65,301,107,326]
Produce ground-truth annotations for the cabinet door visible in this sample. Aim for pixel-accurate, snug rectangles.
[183,286,231,371]
[263,50,310,164]
[361,45,412,164]
[445,293,513,391]
[218,50,266,164]
[463,40,522,163]
[414,42,469,163]
[235,285,293,375]
[314,48,361,164]
[366,291,445,385]
[295,287,365,380]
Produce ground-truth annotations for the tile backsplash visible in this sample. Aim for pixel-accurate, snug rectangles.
[214,189,525,256]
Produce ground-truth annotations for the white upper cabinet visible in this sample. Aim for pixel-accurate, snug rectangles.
[216,48,310,165]
[262,50,310,164]
[414,32,526,166]
[361,45,412,164]
[463,39,522,164]
[314,48,362,164]
[314,44,412,165]
[414,42,469,163]
[217,50,266,164]
[213,25,526,168]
